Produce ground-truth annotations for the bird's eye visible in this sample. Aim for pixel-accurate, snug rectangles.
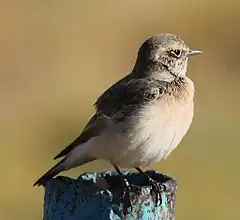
[170,49,181,58]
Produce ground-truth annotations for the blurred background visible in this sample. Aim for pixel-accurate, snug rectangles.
[0,1,239,219]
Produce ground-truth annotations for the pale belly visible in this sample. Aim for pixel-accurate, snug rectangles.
[65,78,195,170]
[68,95,194,169]
[105,96,194,168]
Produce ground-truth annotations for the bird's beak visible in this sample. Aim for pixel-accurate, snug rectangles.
[187,49,203,56]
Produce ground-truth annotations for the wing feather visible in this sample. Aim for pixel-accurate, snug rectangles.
[54,75,162,159]
[54,114,109,159]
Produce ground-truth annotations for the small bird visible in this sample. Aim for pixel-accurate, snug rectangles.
[34,33,202,211]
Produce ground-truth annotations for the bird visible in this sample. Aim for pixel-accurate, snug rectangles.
[34,33,202,212]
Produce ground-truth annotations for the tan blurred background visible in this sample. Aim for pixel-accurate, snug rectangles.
[0,1,239,219]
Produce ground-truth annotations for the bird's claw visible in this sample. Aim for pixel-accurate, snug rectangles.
[122,185,132,214]
[122,184,141,215]
[149,179,166,206]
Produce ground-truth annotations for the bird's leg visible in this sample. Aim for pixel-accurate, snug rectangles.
[113,165,140,214]
[135,167,166,206]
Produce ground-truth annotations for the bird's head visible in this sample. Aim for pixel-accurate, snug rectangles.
[134,34,202,79]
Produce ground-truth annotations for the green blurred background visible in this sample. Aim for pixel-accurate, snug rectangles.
[0,1,239,219]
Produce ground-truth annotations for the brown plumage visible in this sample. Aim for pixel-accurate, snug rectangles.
[34,34,202,187]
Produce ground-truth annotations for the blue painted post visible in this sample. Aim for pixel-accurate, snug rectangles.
[43,170,177,220]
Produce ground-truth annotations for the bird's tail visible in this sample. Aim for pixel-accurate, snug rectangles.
[33,158,66,187]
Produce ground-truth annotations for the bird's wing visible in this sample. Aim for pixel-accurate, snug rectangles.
[54,75,163,160]
[95,76,163,118]
[53,113,110,159]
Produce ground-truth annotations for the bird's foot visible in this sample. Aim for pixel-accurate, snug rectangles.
[135,167,166,206]
[122,180,141,215]
[148,178,166,206]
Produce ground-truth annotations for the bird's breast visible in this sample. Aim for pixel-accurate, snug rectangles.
[114,78,195,167]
